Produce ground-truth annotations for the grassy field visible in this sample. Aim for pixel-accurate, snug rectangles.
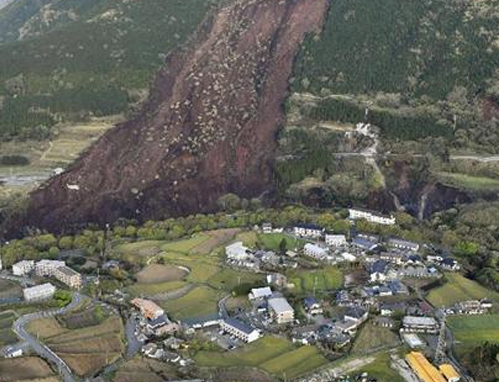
[28,314,124,377]
[286,266,343,295]
[190,228,239,255]
[194,336,327,378]
[0,357,56,382]
[0,311,17,346]
[435,172,499,192]
[448,314,499,357]
[257,233,306,251]
[161,235,211,253]
[352,352,406,382]
[114,240,165,257]
[235,231,259,247]
[351,321,400,354]
[159,286,222,320]
[136,264,187,283]
[427,273,498,307]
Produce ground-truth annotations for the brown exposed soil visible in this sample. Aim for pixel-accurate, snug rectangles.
[15,0,329,234]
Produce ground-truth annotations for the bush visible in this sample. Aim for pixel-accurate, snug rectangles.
[0,155,30,166]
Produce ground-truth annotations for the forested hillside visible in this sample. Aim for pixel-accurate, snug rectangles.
[293,0,498,99]
[0,0,217,140]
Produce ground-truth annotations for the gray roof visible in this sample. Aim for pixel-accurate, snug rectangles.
[223,317,256,335]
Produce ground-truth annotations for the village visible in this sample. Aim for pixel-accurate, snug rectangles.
[0,207,497,382]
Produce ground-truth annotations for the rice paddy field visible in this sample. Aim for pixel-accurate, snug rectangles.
[27,314,125,377]
[194,336,328,379]
[448,314,499,357]
[351,321,400,354]
[426,273,498,307]
[0,356,57,382]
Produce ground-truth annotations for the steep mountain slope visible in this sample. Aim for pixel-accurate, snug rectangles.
[0,0,216,139]
[18,0,329,233]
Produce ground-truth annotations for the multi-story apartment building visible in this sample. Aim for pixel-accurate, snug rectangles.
[23,283,56,302]
[348,208,395,225]
[12,260,35,276]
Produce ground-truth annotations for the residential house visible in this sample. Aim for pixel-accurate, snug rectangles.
[304,297,323,315]
[440,258,460,271]
[262,223,273,233]
[344,307,368,327]
[352,237,378,252]
[373,316,395,328]
[248,287,273,300]
[369,260,389,282]
[268,297,294,324]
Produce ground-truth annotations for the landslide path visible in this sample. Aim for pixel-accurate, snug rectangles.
[17,0,329,234]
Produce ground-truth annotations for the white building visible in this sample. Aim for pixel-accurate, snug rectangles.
[262,223,273,233]
[293,224,323,238]
[348,208,395,225]
[268,297,294,324]
[325,234,347,247]
[248,287,273,300]
[225,242,250,261]
[23,283,56,302]
[35,260,66,277]
[12,260,35,276]
[220,318,260,343]
[303,243,328,260]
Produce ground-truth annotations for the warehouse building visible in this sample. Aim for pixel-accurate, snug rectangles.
[406,352,446,382]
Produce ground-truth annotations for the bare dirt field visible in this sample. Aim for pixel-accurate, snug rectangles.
[0,357,55,382]
[113,357,178,382]
[136,264,187,284]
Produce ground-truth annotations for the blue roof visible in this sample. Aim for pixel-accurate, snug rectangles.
[353,237,377,250]
[371,259,388,274]
[304,297,319,308]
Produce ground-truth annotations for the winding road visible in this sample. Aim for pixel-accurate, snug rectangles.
[12,293,85,382]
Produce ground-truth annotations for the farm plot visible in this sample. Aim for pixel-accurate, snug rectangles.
[0,356,55,382]
[190,228,240,254]
[29,315,125,377]
[287,267,343,295]
[112,356,178,382]
[161,235,210,253]
[0,311,17,346]
[350,352,405,382]
[426,273,498,307]
[114,240,166,257]
[194,336,327,379]
[448,314,499,357]
[0,279,22,299]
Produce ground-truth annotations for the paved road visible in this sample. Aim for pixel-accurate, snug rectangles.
[12,293,85,382]
[125,315,142,358]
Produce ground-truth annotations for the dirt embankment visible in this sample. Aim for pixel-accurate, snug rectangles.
[14,0,329,234]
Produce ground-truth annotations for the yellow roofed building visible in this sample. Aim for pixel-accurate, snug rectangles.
[439,364,460,382]
[406,352,447,382]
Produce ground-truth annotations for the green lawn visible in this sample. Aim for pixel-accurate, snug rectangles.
[194,336,327,378]
[448,314,499,357]
[207,268,265,292]
[257,233,306,251]
[287,266,343,295]
[427,273,498,307]
[159,286,222,320]
[235,231,259,247]
[160,252,221,283]
[351,321,399,354]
